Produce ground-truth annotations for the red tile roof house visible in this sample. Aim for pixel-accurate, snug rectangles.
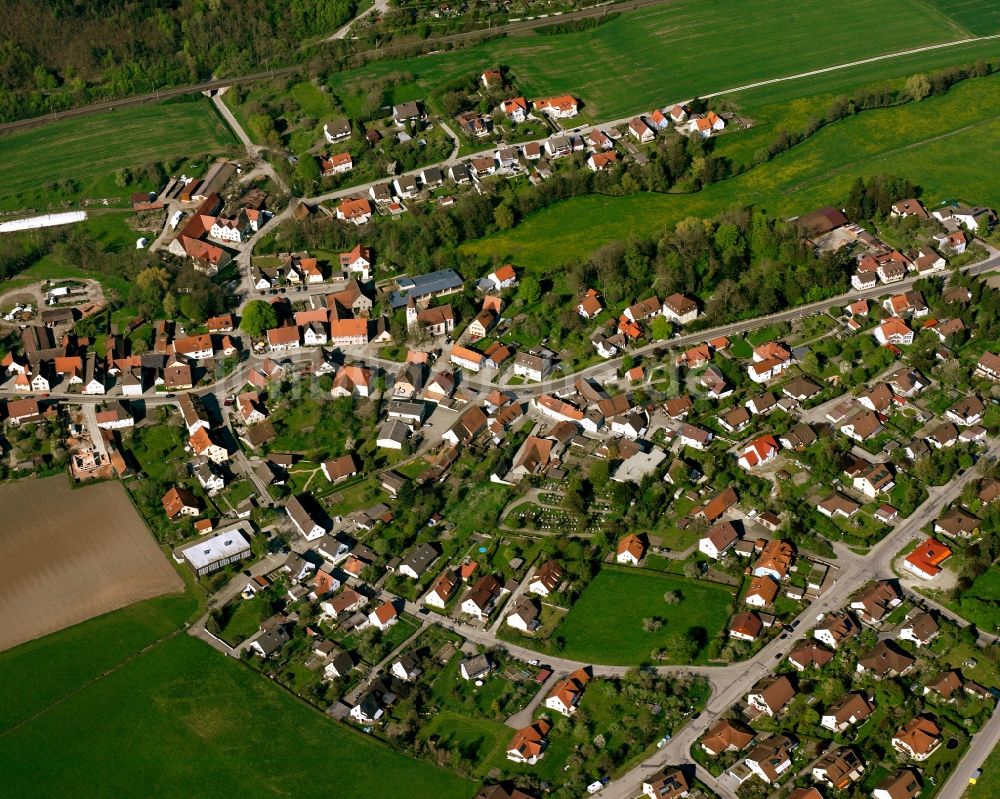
[162,486,200,519]
[892,716,942,761]
[744,574,779,608]
[544,667,591,716]
[729,611,763,641]
[506,719,550,764]
[616,533,646,565]
[737,435,779,470]
[587,151,618,172]
[693,486,738,523]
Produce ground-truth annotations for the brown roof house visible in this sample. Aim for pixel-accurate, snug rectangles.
[700,719,755,756]
[820,693,875,733]
[746,676,795,717]
[856,640,915,679]
[892,717,942,761]
[811,747,866,790]
[872,770,921,799]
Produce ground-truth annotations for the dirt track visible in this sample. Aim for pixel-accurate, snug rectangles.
[0,476,183,652]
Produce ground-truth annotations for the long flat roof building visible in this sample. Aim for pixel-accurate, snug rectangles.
[176,527,252,575]
[389,269,463,308]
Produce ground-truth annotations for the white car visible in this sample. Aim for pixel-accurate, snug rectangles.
[587,782,605,795]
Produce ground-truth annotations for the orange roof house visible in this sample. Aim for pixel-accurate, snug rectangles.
[903,538,952,580]
[616,533,646,564]
[545,667,591,715]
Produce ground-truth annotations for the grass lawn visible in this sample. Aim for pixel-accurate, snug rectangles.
[0,633,473,798]
[967,742,1000,798]
[0,98,237,212]
[938,566,1000,637]
[290,80,335,119]
[444,481,514,535]
[462,71,1000,269]
[552,567,736,665]
[128,420,188,481]
[419,711,511,774]
[330,0,968,122]
[213,594,271,647]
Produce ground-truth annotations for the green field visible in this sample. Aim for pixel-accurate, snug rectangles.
[0,98,237,212]
[0,597,472,799]
[553,568,735,665]
[0,594,196,732]
[329,0,978,120]
[927,0,1000,34]
[941,565,1000,633]
[967,743,1000,799]
[462,72,1000,268]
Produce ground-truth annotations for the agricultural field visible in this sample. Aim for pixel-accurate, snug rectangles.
[0,631,474,798]
[0,593,196,732]
[552,567,736,665]
[926,0,1000,34]
[0,98,237,213]
[328,0,973,121]
[0,475,183,653]
[462,72,1000,269]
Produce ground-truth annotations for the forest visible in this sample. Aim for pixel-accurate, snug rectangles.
[0,0,356,122]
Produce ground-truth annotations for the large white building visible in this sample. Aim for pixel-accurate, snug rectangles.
[176,527,251,575]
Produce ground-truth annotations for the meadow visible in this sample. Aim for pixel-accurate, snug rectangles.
[0,602,473,799]
[0,98,237,212]
[462,72,1000,269]
[328,0,974,120]
[552,567,736,665]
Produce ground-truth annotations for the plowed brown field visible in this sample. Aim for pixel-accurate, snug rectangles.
[0,476,183,652]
